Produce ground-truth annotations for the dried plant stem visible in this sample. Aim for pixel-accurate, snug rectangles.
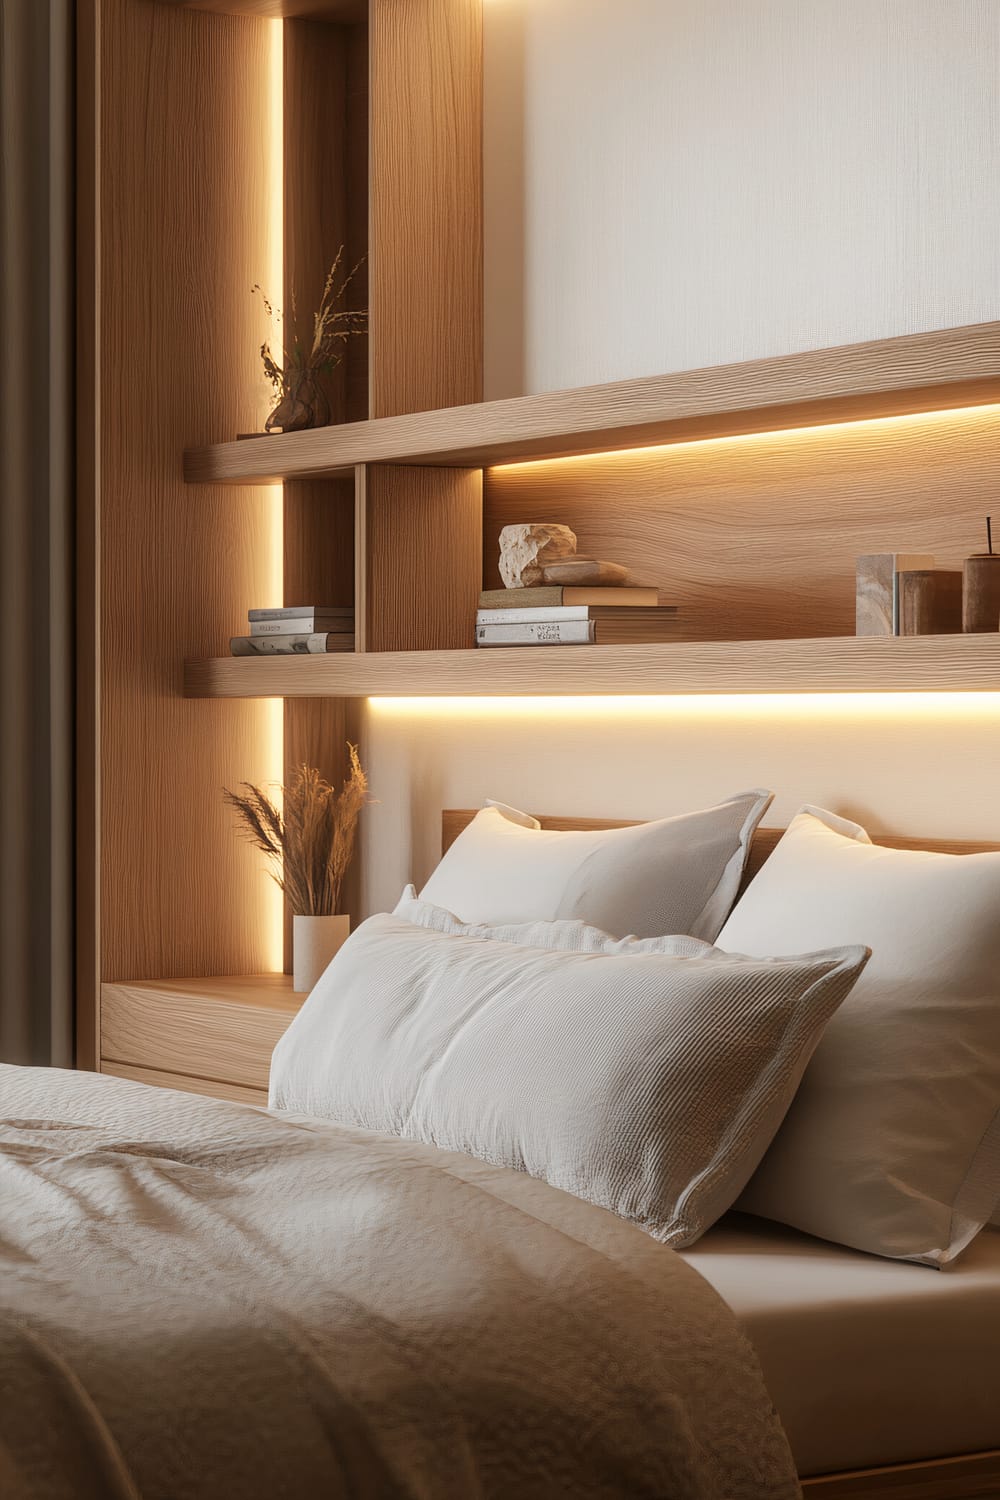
[224,748,369,916]
[253,244,367,396]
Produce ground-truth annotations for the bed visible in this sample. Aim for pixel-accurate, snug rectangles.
[2,809,999,1500]
[438,810,1000,1499]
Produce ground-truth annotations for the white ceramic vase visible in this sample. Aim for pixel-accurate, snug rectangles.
[293,913,350,993]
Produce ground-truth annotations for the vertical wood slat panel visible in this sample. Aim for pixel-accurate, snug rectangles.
[359,465,483,652]
[369,0,483,420]
[282,17,363,964]
[365,0,484,654]
[345,20,369,425]
[99,0,283,981]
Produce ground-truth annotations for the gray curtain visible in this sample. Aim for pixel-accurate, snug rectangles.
[0,0,75,1065]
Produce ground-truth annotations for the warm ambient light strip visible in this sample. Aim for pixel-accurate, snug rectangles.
[488,400,1000,473]
[261,18,285,973]
[368,693,1000,720]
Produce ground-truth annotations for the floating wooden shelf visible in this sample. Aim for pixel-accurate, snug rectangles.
[183,323,1000,485]
[184,634,1000,699]
[156,1,366,22]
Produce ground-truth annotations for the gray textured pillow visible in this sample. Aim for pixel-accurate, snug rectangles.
[418,791,773,942]
[270,911,868,1247]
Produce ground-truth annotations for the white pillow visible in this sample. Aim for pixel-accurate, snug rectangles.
[419,791,773,941]
[718,807,1000,1266]
[270,910,868,1248]
[394,886,712,954]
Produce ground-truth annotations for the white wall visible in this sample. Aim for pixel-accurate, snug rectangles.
[360,1,1000,912]
[484,0,1000,398]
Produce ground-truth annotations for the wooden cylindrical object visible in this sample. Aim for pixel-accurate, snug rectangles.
[962,555,1000,633]
[898,570,963,636]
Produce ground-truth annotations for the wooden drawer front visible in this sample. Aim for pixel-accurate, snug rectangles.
[102,1062,267,1107]
[101,984,298,1091]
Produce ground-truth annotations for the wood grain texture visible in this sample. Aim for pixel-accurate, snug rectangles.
[442,813,999,871]
[962,555,1000,633]
[369,0,482,418]
[284,16,350,427]
[898,571,963,637]
[185,633,1000,698]
[101,975,302,1090]
[101,1060,268,1106]
[485,402,1000,642]
[184,323,1000,483]
[155,0,365,21]
[359,465,483,650]
[281,18,364,961]
[99,0,285,980]
[344,20,368,423]
[800,1450,1000,1499]
[76,0,102,1068]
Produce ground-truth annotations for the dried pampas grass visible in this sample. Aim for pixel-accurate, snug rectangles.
[225,747,369,917]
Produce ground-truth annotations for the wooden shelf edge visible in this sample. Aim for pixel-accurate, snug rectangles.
[101,975,302,1009]
[184,635,1000,699]
[183,322,1000,485]
[155,1,366,23]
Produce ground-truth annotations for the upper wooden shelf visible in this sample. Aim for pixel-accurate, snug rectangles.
[184,322,1000,485]
[185,634,1000,698]
[157,1,366,22]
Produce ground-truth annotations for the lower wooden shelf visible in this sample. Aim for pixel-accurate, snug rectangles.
[185,634,1000,699]
[100,975,303,1102]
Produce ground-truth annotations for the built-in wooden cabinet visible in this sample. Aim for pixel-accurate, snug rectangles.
[101,976,302,1103]
[79,0,1000,1092]
[78,0,482,1083]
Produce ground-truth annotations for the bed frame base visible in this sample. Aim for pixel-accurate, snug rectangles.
[802,1449,1000,1498]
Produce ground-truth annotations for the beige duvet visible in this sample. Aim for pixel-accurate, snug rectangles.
[0,1065,799,1499]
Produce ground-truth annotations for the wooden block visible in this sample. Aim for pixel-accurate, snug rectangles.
[898,570,963,635]
[962,554,1000,633]
[856,553,936,636]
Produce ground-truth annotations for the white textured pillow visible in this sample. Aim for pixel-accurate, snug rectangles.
[270,911,868,1247]
[718,807,1000,1266]
[419,791,773,941]
[394,886,715,953]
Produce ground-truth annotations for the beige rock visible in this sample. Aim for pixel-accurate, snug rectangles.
[540,558,630,586]
[499,523,577,589]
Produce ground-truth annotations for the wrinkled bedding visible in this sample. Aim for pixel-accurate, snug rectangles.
[0,1065,799,1499]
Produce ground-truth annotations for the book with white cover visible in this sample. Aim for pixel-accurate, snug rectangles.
[248,605,354,621]
[251,616,354,636]
[231,634,354,655]
[476,622,595,645]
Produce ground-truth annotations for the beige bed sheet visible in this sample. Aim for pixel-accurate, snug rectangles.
[0,1066,799,1500]
[684,1213,1000,1478]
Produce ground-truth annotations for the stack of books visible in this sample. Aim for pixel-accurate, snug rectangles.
[231,606,355,656]
[475,586,679,648]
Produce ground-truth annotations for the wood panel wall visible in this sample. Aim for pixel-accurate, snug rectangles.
[358,465,483,651]
[369,0,483,420]
[97,0,283,983]
[83,0,484,1031]
[281,15,365,958]
[484,403,1000,641]
[363,0,484,652]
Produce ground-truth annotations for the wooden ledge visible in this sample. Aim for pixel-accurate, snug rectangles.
[184,634,1000,699]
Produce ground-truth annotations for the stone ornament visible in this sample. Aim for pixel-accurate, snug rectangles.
[498,524,577,588]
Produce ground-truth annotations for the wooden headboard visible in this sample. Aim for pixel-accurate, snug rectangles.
[441,811,999,889]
